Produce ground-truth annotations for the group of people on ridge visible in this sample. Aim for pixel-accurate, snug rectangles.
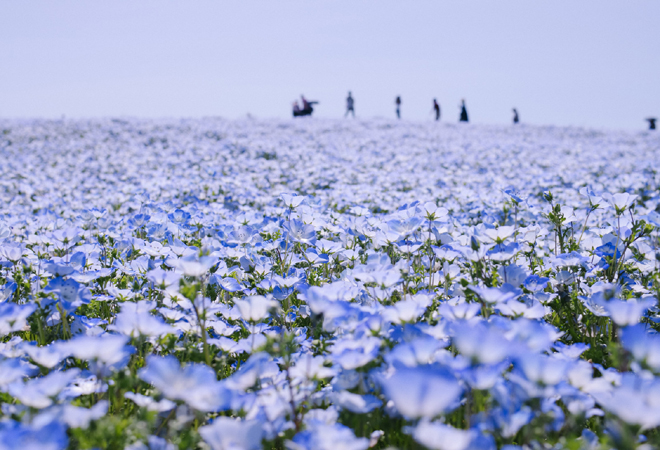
[294,93,519,124]
[291,92,656,130]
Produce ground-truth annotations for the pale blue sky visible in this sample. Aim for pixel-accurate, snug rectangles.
[1,1,658,128]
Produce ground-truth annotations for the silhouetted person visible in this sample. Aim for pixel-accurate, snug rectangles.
[345,92,355,118]
[433,99,441,121]
[647,118,657,130]
[395,96,401,119]
[292,96,318,117]
[513,108,519,124]
[459,99,469,122]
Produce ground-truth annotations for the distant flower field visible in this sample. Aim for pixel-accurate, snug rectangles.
[0,118,659,449]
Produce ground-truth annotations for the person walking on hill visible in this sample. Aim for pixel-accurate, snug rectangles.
[647,118,657,130]
[513,108,519,124]
[459,99,469,123]
[395,96,401,119]
[345,92,355,118]
[433,99,441,121]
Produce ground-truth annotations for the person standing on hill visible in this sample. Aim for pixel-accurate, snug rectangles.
[459,99,469,123]
[647,118,657,130]
[433,99,441,121]
[395,96,401,119]
[345,92,355,118]
[513,108,519,124]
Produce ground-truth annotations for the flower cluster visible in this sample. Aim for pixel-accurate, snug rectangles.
[0,118,659,449]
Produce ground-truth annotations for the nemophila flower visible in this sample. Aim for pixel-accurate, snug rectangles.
[603,192,637,215]
[110,309,176,338]
[0,303,36,336]
[283,219,317,245]
[285,423,369,450]
[209,274,243,292]
[0,244,25,263]
[229,225,259,246]
[452,322,514,364]
[592,373,660,429]
[168,254,218,277]
[600,297,656,326]
[646,210,660,228]
[503,187,524,204]
[59,373,107,398]
[498,265,529,287]
[20,342,69,368]
[222,352,277,391]
[480,225,515,244]
[146,267,180,292]
[303,248,329,266]
[385,336,447,367]
[410,420,474,450]
[128,213,151,228]
[315,239,344,254]
[421,201,449,221]
[378,365,462,419]
[388,217,422,238]
[234,295,277,322]
[165,238,199,258]
[0,358,38,387]
[461,361,508,390]
[60,400,108,429]
[437,301,481,321]
[125,436,176,450]
[289,354,336,380]
[0,281,17,302]
[50,228,81,251]
[70,314,107,336]
[515,352,570,386]
[125,392,176,412]
[139,355,231,412]
[42,261,75,277]
[382,299,427,324]
[43,277,91,312]
[330,336,381,370]
[281,193,305,209]
[523,275,549,293]
[61,334,134,371]
[8,368,80,408]
[333,391,382,413]
[0,420,68,450]
[168,209,191,225]
[351,256,401,287]
[199,417,263,450]
[469,285,519,305]
[620,324,660,370]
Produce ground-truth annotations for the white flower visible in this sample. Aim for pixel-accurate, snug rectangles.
[379,365,462,419]
[199,417,264,450]
[411,420,473,450]
[139,355,231,412]
[234,295,277,322]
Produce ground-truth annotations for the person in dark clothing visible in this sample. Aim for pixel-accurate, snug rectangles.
[647,118,657,130]
[292,96,318,117]
[433,99,441,121]
[459,99,469,122]
[345,92,355,118]
[395,96,401,119]
[513,108,519,124]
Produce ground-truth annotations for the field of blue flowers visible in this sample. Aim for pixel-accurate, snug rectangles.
[0,118,659,449]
